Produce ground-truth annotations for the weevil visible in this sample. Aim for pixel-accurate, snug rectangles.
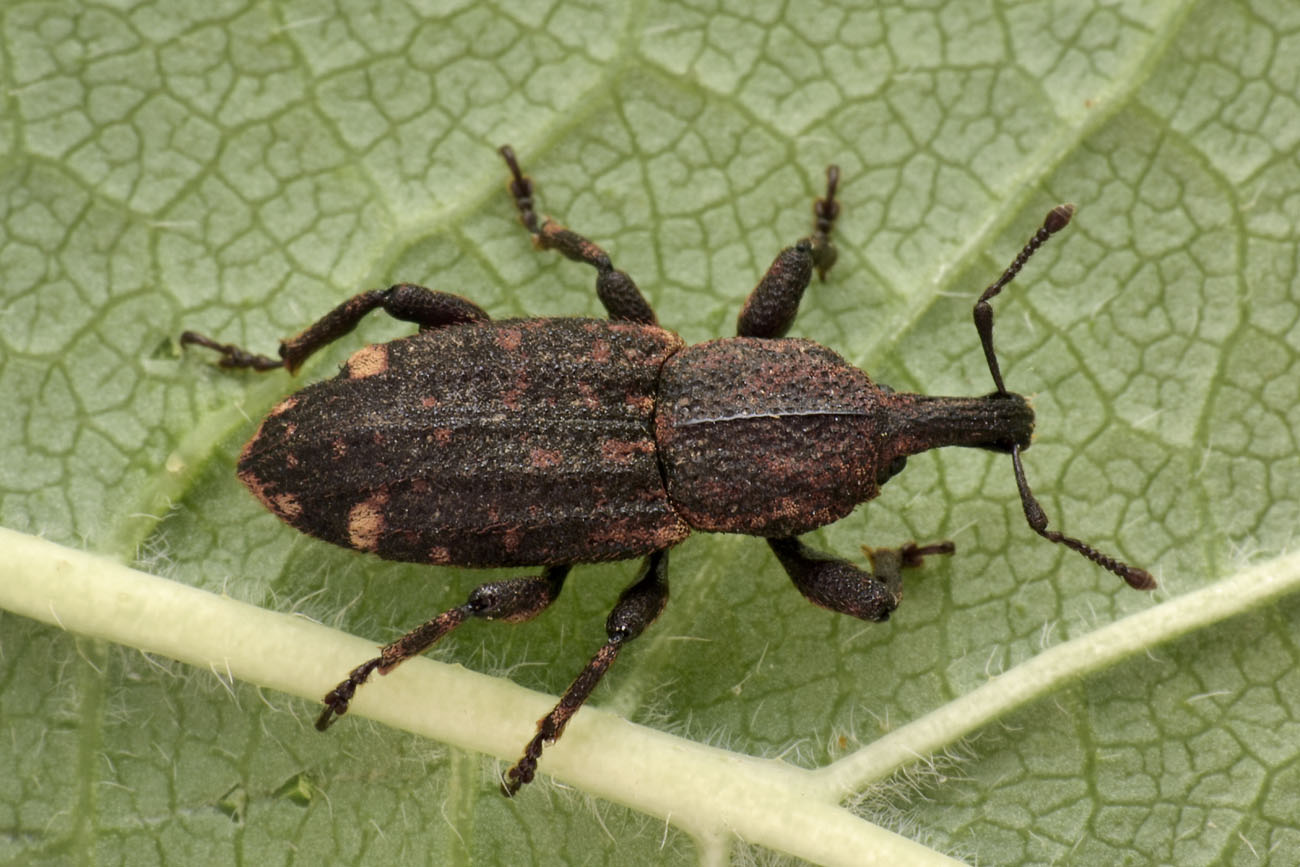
[181,146,1154,795]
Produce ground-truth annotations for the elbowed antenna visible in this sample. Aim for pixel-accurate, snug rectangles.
[973,205,1156,591]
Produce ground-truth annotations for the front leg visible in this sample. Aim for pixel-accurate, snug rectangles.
[768,536,953,621]
[736,164,841,338]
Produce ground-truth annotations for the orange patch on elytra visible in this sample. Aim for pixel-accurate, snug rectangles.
[530,447,562,468]
[239,470,302,523]
[601,439,653,464]
[348,488,390,552]
[345,343,389,378]
[272,493,302,519]
[503,372,528,410]
[587,515,690,550]
[625,394,653,413]
[268,396,298,416]
[502,527,522,552]
[590,339,611,363]
[429,546,451,564]
[497,328,523,351]
[576,382,601,410]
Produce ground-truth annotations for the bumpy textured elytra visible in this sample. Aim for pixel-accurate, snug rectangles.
[181,146,1153,796]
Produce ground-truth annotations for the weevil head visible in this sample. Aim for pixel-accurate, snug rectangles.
[977,390,1035,454]
[877,390,1035,466]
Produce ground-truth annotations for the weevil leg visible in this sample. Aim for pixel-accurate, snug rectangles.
[498,145,658,325]
[315,566,570,730]
[181,284,490,374]
[736,164,842,338]
[768,536,954,622]
[810,163,841,281]
[502,549,669,796]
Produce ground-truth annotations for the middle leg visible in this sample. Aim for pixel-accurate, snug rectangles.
[499,145,658,325]
[502,549,670,796]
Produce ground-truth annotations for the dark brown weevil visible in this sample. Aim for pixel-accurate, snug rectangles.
[181,146,1153,795]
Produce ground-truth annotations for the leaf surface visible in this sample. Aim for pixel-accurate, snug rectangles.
[3,1,1299,864]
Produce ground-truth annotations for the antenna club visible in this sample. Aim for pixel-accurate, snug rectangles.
[1122,566,1157,591]
[1045,203,1075,233]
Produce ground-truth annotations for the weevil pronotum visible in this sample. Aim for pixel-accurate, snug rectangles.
[181,146,1153,795]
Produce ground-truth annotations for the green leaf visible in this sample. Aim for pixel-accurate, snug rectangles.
[2,1,1298,864]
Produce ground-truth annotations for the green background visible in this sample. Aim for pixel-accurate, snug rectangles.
[3,0,1299,864]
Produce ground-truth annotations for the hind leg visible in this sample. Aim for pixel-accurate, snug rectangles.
[181,284,489,373]
[315,566,571,730]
